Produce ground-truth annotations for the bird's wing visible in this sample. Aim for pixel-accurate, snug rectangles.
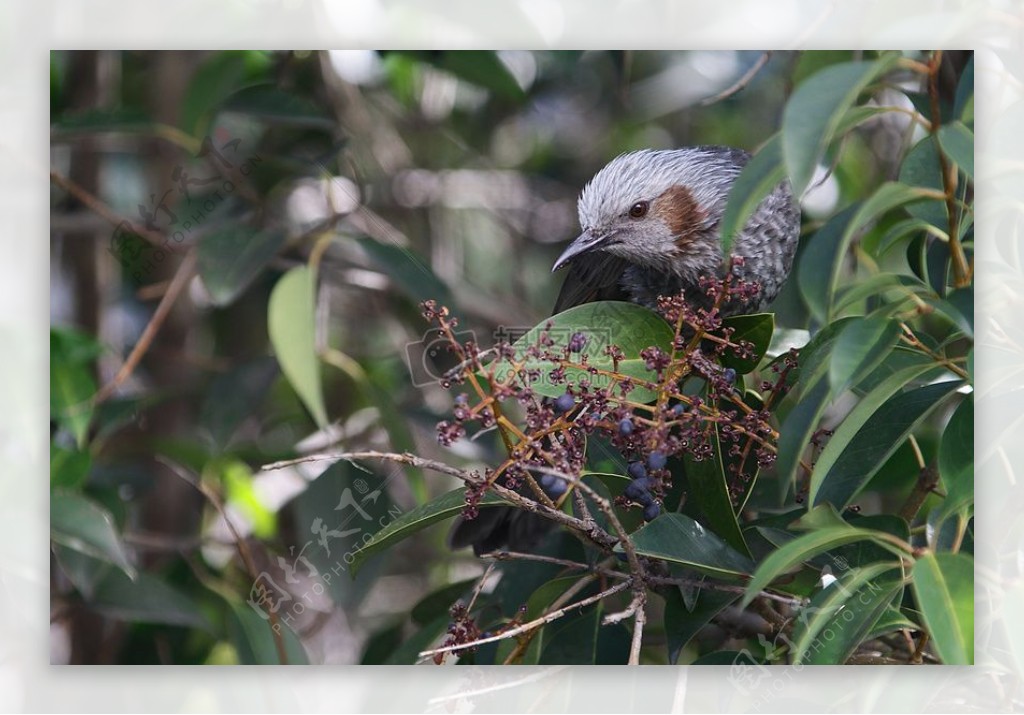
[552,253,631,313]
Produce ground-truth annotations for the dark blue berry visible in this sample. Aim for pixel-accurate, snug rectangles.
[723,368,737,384]
[627,461,647,480]
[635,489,655,507]
[540,473,556,489]
[623,477,651,501]
[642,502,661,521]
[618,418,634,436]
[672,403,686,417]
[547,477,567,496]
[554,392,575,414]
[648,450,667,470]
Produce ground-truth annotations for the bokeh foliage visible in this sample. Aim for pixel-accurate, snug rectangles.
[50,50,972,665]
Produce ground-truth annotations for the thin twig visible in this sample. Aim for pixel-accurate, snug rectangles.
[94,249,197,405]
[700,52,772,106]
[157,457,289,665]
[628,597,646,665]
[417,579,631,660]
[50,169,168,248]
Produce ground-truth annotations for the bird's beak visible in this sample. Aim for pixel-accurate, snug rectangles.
[551,229,613,272]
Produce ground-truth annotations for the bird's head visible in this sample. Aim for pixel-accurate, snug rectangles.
[552,147,748,275]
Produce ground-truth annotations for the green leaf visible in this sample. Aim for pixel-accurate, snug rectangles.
[539,602,601,665]
[936,121,974,179]
[782,55,898,196]
[741,524,909,608]
[199,356,279,451]
[227,598,309,664]
[924,288,974,338]
[811,379,962,509]
[91,569,210,630]
[411,578,477,626]
[404,50,526,101]
[663,586,740,664]
[682,422,750,557]
[719,135,785,257]
[828,317,901,396]
[775,376,830,502]
[50,443,91,490]
[181,51,249,137]
[898,137,949,228]
[720,313,774,374]
[491,301,674,402]
[954,55,974,124]
[50,329,98,447]
[197,227,287,306]
[833,273,932,314]
[349,487,507,577]
[221,85,333,128]
[355,237,453,308]
[627,512,756,579]
[268,266,327,427]
[935,395,973,523]
[791,563,904,665]
[51,491,135,578]
[52,545,112,600]
[221,459,276,539]
[912,552,974,664]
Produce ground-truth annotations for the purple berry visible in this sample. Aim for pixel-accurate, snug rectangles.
[723,367,737,384]
[618,418,634,436]
[540,473,556,489]
[568,332,587,353]
[648,450,667,470]
[547,477,567,496]
[627,461,647,480]
[624,477,651,501]
[642,502,661,521]
[672,403,685,417]
[554,392,575,414]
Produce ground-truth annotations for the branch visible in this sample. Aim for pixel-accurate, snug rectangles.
[50,169,169,249]
[157,457,289,665]
[699,51,772,106]
[93,248,197,405]
[417,579,631,660]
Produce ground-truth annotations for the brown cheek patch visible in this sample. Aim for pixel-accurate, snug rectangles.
[653,185,705,250]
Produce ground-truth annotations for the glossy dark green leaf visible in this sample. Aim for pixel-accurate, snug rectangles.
[865,605,918,642]
[50,443,91,490]
[52,545,112,600]
[912,552,974,664]
[719,135,785,257]
[268,266,327,427]
[51,491,134,578]
[663,586,740,664]
[720,313,774,374]
[227,598,309,664]
[741,524,909,608]
[811,379,962,509]
[775,376,830,502]
[197,227,287,306]
[936,121,974,179]
[833,273,932,314]
[199,356,279,451]
[898,137,949,227]
[355,237,453,308]
[492,301,674,402]
[539,602,601,665]
[349,487,507,576]
[828,317,901,396]
[782,55,898,196]
[791,562,904,665]
[91,569,210,630]
[799,205,859,324]
[935,395,973,523]
[682,422,749,557]
[925,288,973,338]
[385,613,449,664]
[627,512,755,579]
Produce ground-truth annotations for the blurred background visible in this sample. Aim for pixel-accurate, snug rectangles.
[49,50,940,664]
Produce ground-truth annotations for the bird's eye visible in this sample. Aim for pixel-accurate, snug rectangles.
[628,201,649,219]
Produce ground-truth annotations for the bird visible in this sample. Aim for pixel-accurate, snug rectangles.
[449,145,800,556]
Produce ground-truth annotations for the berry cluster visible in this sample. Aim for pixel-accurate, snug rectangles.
[422,263,787,528]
